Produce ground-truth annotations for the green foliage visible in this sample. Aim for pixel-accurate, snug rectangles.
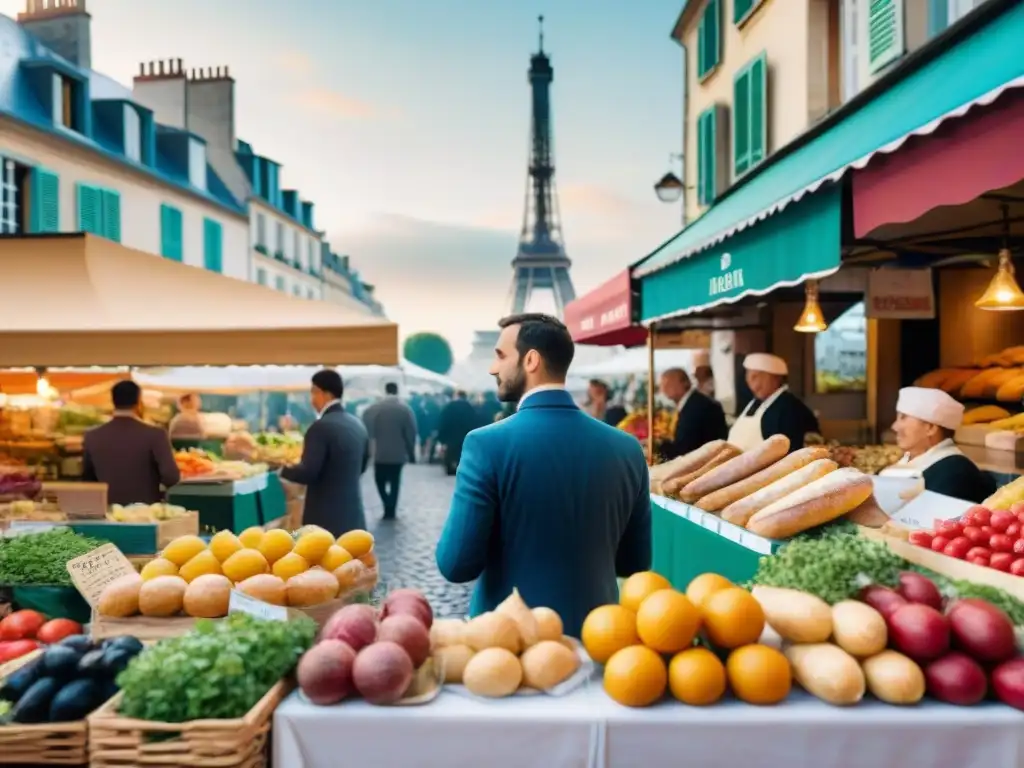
[0,528,108,586]
[403,332,454,375]
[116,613,317,723]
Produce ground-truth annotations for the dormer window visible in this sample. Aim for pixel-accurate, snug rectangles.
[123,104,141,163]
[188,138,207,191]
[52,73,84,133]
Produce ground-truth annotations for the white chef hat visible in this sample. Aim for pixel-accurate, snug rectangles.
[743,353,788,376]
[896,386,965,431]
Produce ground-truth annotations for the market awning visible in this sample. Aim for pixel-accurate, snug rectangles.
[853,86,1024,237]
[0,234,399,367]
[563,269,646,347]
[641,186,841,322]
[634,0,1024,281]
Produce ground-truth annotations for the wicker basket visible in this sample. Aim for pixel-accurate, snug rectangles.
[0,651,89,766]
[87,679,290,767]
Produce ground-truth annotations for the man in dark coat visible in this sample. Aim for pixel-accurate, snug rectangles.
[438,391,479,476]
[280,370,370,536]
[362,382,418,520]
[657,367,728,460]
[82,380,181,505]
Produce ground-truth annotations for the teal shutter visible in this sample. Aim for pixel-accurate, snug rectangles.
[75,183,101,235]
[203,218,223,273]
[29,168,59,233]
[160,204,183,261]
[696,108,717,206]
[696,0,720,79]
[734,0,755,24]
[868,0,904,74]
[101,189,121,242]
[734,69,750,176]
[733,54,767,177]
[927,0,948,38]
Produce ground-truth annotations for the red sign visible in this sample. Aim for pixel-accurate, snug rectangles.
[563,270,646,347]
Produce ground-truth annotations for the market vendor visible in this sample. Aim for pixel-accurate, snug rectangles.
[168,393,206,440]
[729,353,819,452]
[658,368,727,459]
[881,386,996,503]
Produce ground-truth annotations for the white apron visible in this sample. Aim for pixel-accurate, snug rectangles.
[728,385,788,452]
[879,438,965,501]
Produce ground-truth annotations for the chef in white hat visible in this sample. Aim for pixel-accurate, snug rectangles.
[880,386,995,503]
[728,353,820,453]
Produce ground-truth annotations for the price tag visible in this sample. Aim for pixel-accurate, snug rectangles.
[6,522,60,536]
[228,589,289,622]
[66,544,137,608]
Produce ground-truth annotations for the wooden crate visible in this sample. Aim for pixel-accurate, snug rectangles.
[0,650,90,766]
[88,679,290,768]
[69,513,199,556]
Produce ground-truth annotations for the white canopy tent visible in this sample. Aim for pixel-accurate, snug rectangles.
[571,348,699,378]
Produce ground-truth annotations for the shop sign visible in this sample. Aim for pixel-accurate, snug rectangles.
[578,302,629,333]
[866,268,935,319]
[708,252,745,298]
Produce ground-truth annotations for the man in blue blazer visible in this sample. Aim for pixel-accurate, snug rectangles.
[435,313,652,638]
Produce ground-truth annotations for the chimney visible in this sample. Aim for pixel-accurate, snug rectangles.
[18,0,92,69]
[132,58,188,130]
[185,64,235,151]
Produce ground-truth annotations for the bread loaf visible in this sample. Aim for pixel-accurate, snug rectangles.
[650,440,733,484]
[1002,346,1024,365]
[661,446,740,497]
[983,368,1021,398]
[678,435,790,503]
[695,446,831,512]
[720,458,838,526]
[995,375,1024,403]
[745,467,873,539]
[913,369,953,389]
[937,369,980,396]
[960,369,1012,399]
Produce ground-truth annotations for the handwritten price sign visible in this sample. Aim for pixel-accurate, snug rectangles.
[66,544,137,608]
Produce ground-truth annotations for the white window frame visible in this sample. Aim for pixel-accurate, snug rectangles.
[0,158,19,234]
[187,138,207,191]
[256,213,266,247]
[948,0,985,24]
[840,0,860,102]
[275,221,284,254]
[123,105,141,163]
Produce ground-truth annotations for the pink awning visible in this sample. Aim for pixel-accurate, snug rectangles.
[563,269,646,347]
[853,90,1024,237]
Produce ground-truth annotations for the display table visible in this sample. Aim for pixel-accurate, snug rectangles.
[651,495,781,589]
[274,682,1024,768]
[167,473,267,533]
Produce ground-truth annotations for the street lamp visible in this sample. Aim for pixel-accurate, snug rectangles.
[653,153,685,204]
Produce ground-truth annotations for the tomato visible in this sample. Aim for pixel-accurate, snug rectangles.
[0,639,39,663]
[0,610,46,641]
[967,546,992,560]
[943,536,972,559]
[991,552,1015,572]
[991,511,1017,533]
[1017,511,1024,525]
[981,525,995,537]
[931,535,951,553]
[991,534,1015,553]
[1011,558,1024,577]
[35,619,82,645]
[968,506,993,525]
[963,526,988,544]
[968,554,991,567]
[908,530,934,547]
[1013,539,1024,556]
[1007,523,1021,539]
[936,520,963,538]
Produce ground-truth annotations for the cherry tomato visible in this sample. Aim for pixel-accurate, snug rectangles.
[991,511,1016,533]
[0,639,38,663]
[944,536,972,559]
[968,554,991,567]
[0,610,46,641]
[908,530,933,547]
[1011,559,1024,577]
[963,526,988,544]
[1013,539,1024,556]
[1006,523,1021,539]
[936,520,963,538]
[931,535,951,553]
[991,534,1015,553]
[981,525,995,537]
[967,546,992,560]
[969,506,993,525]
[35,619,83,645]
[991,552,1015,572]
[1017,511,1024,525]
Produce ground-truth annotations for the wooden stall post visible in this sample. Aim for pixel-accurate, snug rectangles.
[647,323,656,465]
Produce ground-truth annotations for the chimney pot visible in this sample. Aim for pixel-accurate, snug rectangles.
[138,62,144,75]
[158,60,164,75]
[176,57,183,72]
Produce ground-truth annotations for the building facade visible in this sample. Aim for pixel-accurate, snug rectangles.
[3,0,385,316]
[676,0,990,224]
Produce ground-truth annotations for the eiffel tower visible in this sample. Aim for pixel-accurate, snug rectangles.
[506,15,576,317]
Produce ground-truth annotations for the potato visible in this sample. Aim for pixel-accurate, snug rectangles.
[831,600,887,657]
[98,573,143,618]
[785,643,865,706]
[862,650,925,705]
[750,586,832,643]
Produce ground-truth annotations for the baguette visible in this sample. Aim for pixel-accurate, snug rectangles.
[937,369,980,396]
[721,458,838,526]
[745,467,873,539]
[678,434,790,503]
[695,446,831,512]
[650,440,734,484]
[661,446,740,497]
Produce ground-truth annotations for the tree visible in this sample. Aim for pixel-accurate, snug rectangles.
[403,332,454,375]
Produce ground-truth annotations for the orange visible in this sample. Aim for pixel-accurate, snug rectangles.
[320,545,353,572]
[635,589,701,654]
[619,571,672,613]
[258,528,296,564]
[271,552,310,581]
[668,647,726,706]
[685,572,734,609]
[701,587,765,649]
[726,644,792,705]
[221,548,270,584]
[209,530,243,563]
[178,550,223,583]
[603,645,667,707]
[294,529,335,564]
[336,529,375,559]
[161,535,207,567]
[581,604,639,664]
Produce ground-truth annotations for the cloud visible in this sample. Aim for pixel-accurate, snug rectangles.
[559,182,643,220]
[291,88,383,119]
[274,50,314,76]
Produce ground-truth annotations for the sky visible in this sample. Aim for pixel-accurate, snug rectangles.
[0,0,687,358]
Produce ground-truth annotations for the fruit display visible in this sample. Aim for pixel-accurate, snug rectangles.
[828,443,903,475]
[0,470,42,503]
[650,437,874,539]
[430,589,582,698]
[106,502,191,523]
[907,504,1024,575]
[173,449,216,479]
[983,477,1024,512]
[0,634,143,723]
[96,526,379,619]
[252,433,303,466]
[298,588,438,705]
[1,498,66,521]
[617,408,676,444]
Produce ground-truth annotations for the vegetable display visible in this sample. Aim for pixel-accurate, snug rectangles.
[0,529,107,586]
[0,471,41,503]
[116,613,316,722]
[908,504,1024,574]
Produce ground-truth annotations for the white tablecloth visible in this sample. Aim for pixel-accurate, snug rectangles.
[273,678,1024,768]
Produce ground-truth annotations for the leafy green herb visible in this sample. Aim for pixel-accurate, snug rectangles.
[0,528,108,586]
[116,613,316,723]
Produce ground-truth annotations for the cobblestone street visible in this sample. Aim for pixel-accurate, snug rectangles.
[360,463,472,618]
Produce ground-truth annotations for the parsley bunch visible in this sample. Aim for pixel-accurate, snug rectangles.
[117,613,317,723]
[0,528,108,586]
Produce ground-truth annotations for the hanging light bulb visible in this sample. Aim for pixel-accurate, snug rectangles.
[794,280,828,333]
[975,248,1024,310]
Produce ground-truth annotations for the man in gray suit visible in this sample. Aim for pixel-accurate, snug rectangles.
[82,380,181,505]
[281,370,369,536]
[362,382,417,520]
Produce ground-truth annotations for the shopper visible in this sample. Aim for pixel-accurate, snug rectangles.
[437,391,478,475]
[658,367,728,459]
[362,382,418,520]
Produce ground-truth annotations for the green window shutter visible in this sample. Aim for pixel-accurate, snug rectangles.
[29,168,59,233]
[733,69,751,176]
[75,183,101,235]
[696,0,720,79]
[696,112,707,206]
[868,0,904,74]
[203,218,223,273]
[734,0,754,24]
[696,108,717,206]
[100,189,121,242]
[748,55,767,167]
[160,204,183,261]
